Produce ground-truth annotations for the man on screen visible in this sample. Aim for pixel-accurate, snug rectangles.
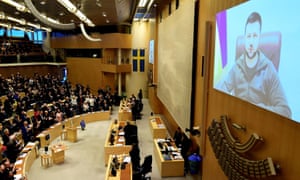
[218,12,291,118]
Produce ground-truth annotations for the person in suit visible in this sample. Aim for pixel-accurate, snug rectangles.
[124,121,138,145]
[217,12,291,118]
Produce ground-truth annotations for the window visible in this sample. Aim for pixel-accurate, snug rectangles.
[133,59,138,72]
[140,59,145,72]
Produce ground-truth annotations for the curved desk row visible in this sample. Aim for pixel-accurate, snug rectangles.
[14,142,39,180]
[13,111,111,179]
[104,120,132,165]
[37,111,111,148]
[118,100,132,121]
[105,154,132,180]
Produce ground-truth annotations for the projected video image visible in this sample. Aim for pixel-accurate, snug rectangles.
[213,0,300,122]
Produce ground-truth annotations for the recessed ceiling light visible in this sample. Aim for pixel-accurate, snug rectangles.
[40,1,46,5]
[59,12,65,16]
[96,2,102,7]
[102,12,107,17]
[106,19,110,23]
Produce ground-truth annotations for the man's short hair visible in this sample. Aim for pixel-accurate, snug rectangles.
[245,12,262,33]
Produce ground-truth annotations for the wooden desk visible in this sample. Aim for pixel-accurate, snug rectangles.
[118,100,132,121]
[64,111,111,127]
[40,153,52,168]
[14,142,38,179]
[51,144,66,164]
[66,127,77,142]
[149,116,167,139]
[104,121,132,165]
[153,139,184,177]
[37,122,63,148]
[105,154,132,180]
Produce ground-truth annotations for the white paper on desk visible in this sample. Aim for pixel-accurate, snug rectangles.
[157,138,165,143]
[27,142,35,146]
[118,132,125,136]
[115,143,123,146]
[174,155,183,160]
[15,160,23,165]
[19,153,27,158]
[14,174,23,180]
[158,124,165,128]
[118,137,125,142]
[123,156,131,163]
[23,147,30,151]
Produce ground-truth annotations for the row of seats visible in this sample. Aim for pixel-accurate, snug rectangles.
[220,115,263,153]
[208,118,277,179]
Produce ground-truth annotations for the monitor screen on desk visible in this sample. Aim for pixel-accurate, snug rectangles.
[45,134,50,141]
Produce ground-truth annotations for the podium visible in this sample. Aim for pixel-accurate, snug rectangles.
[51,144,66,164]
[67,127,77,142]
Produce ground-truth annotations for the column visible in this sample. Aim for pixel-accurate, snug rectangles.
[117,48,122,96]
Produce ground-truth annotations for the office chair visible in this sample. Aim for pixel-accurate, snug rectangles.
[140,155,152,180]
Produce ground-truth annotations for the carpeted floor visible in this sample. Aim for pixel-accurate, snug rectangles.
[27,99,198,180]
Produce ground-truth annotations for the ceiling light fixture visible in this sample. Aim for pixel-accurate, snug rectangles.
[80,23,101,42]
[57,0,76,13]
[0,0,30,12]
[138,0,148,7]
[24,0,76,30]
[40,1,46,5]
[96,2,102,8]
[0,11,50,32]
[56,0,95,27]
[0,23,34,32]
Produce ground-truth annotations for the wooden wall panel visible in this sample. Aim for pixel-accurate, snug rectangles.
[149,0,300,179]
[199,0,300,179]
[67,58,105,94]
[51,33,132,49]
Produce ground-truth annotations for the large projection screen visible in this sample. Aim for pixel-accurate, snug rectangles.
[213,0,300,122]
[157,1,195,130]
